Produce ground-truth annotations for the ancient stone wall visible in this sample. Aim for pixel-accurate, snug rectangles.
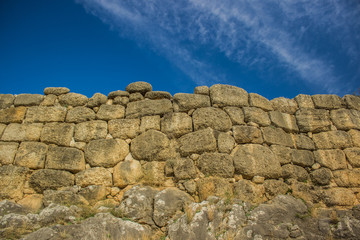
[1,82,360,211]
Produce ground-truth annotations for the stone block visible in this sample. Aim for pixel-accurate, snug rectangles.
[197,177,233,201]
[25,106,67,122]
[140,115,160,132]
[261,126,294,147]
[330,109,360,130]
[233,144,282,179]
[294,94,315,109]
[173,93,210,112]
[233,125,263,144]
[126,99,173,118]
[344,147,360,168]
[270,145,292,165]
[65,106,95,123]
[46,146,85,173]
[108,90,129,98]
[223,107,245,125]
[85,139,128,167]
[198,152,234,178]
[86,93,107,108]
[96,104,125,120]
[40,122,74,146]
[75,167,112,187]
[312,131,352,149]
[0,106,27,123]
[263,179,289,198]
[125,81,152,94]
[40,95,57,106]
[314,149,347,170]
[29,169,74,193]
[348,129,360,147]
[161,112,193,138]
[271,97,298,114]
[269,111,299,132]
[194,86,209,95]
[312,94,343,109]
[108,119,140,139]
[293,134,315,150]
[249,93,273,111]
[145,91,172,100]
[0,165,28,200]
[1,123,43,142]
[210,84,248,107]
[343,94,360,111]
[79,185,107,205]
[74,120,107,142]
[281,164,308,181]
[333,169,360,187]
[0,142,18,164]
[310,168,332,186]
[167,158,197,180]
[0,94,15,109]
[193,107,232,131]
[243,107,271,126]
[58,93,88,106]
[113,159,144,187]
[295,108,331,132]
[17,194,43,212]
[129,92,144,102]
[178,128,217,156]
[14,142,48,169]
[233,179,266,204]
[44,87,70,96]
[142,161,166,185]
[14,94,44,106]
[291,149,314,167]
[43,188,88,207]
[113,97,129,105]
[217,132,235,154]
[324,188,356,206]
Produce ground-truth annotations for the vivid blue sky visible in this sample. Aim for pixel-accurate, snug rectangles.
[1,0,359,99]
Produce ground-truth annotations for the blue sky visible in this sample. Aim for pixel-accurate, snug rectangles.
[1,0,359,100]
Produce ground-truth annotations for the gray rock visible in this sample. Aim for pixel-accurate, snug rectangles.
[249,93,273,111]
[43,87,70,96]
[310,168,332,185]
[269,111,299,132]
[145,91,172,99]
[210,84,248,107]
[294,94,315,109]
[14,142,48,169]
[161,112,193,138]
[271,97,298,114]
[261,126,294,147]
[86,93,107,108]
[291,149,315,167]
[29,169,74,193]
[0,142,18,164]
[25,106,67,122]
[343,94,360,111]
[223,106,245,125]
[0,94,15,109]
[0,200,29,216]
[65,106,95,123]
[296,108,331,133]
[74,120,108,142]
[126,99,173,118]
[108,118,140,139]
[193,107,232,131]
[243,107,271,126]
[14,94,44,106]
[312,94,343,109]
[312,130,352,149]
[125,81,152,94]
[0,165,28,200]
[233,125,263,144]
[173,93,210,112]
[198,152,234,178]
[178,128,217,156]
[0,106,27,123]
[1,123,43,142]
[40,122,75,146]
[46,146,85,173]
[330,109,360,130]
[59,93,88,106]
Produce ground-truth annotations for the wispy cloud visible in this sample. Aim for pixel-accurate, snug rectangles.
[76,0,360,94]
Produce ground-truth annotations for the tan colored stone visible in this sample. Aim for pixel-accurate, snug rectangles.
[29,169,74,193]
[310,168,332,186]
[161,112,193,138]
[14,142,48,169]
[210,84,248,107]
[65,106,95,123]
[263,179,289,199]
[173,93,210,112]
[197,177,233,201]
[194,86,209,95]
[166,158,197,180]
[295,108,331,133]
[217,132,235,154]
[348,129,360,147]
[344,147,360,168]
[233,125,263,144]
[79,185,107,205]
[333,169,360,187]
[87,93,108,108]
[0,142,18,164]
[25,106,67,122]
[223,107,245,125]
[324,188,356,206]
[46,146,85,173]
[270,145,292,165]
[243,107,270,126]
[261,126,294,147]
[198,152,234,178]
[314,149,347,170]
[233,179,265,204]
[269,111,299,132]
[331,108,360,130]
[113,159,144,187]
[291,149,314,167]
[294,94,315,109]
[0,106,27,123]
[96,104,125,120]
[343,94,360,111]
[293,134,315,150]
[129,92,144,102]
[126,99,173,118]
[109,119,140,139]
[40,94,58,106]
[312,131,352,149]
[0,123,5,136]
[75,167,112,187]
[113,96,129,105]
[40,122,74,146]
[271,97,298,114]
[108,90,129,98]
[193,107,232,131]
[281,164,308,181]
[59,93,88,106]
[85,139,128,167]
[17,194,43,212]
[0,94,15,109]
[14,94,44,106]
[142,161,166,186]
[145,91,172,100]
[74,120,108,142]
[140,115,160,132]
[1,123,43,142]
[126,81,152,94]
[44,87,70,96]
[312,94,343,109]
[178,128,217,156]
[0,165,28,200]
[249,93,273,111]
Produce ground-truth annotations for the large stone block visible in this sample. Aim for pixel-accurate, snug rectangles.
[166,158,197,180]
[58,93,88,106]
[0,165,28,200]
[178,128,217,156]
[131,129,175,161]
[14,142,48,169]
[65,106,95,123]
[269,111,299,132]
[139,115,160,132]
[85,139,128,167]
[210,84,248,107]
[198,152,234,178]
[348,129,360,147]
[108,90,129,99]
[108,119,140,139]
[0,142,18,164]
[217,132,235,154]
[1,123,43,142]
[125,81,152,94]
[197,177,233,201]
[0,106,27,123]
[75,167,112,187]
[343,94,360,111]
[261,126,294,147]
[294,94,315,109]
[270,145,292,165]
[233,125,263,144]
[161,112,193,138]
[281,164,308,182]
[145,91,172,100]
[223,107,245,125]
[25,106,67,122]
[324,188,356,206]
[0,94,15,109]
[293,134,315,150]
[232,144,282,179]
[74,120,108,142]
[79,185,107,205]
[96,105,125,120]
[291,149,314,167]
[333,169,360,187]
[46,146,85,173]
[29,169,74,193]
[113,159,144,187]
[249,93,273,111]
[192,107,232,131]
[312,131,352,149]
[194,86,209,95]
[243,107,271,126]
[233,179,266,204]
[142,161,166,185]
[310,168,332,186]
[40,122,74,146]
[330,109,360,130]
[126,99,173,118]
[14,94,44,106]
[295,108,331,133]
[173,93,210,112]
[271,97,298,114]
[44,87,70,96]
[314,149,347,170]
[312,94,343,109]
[344,147,360,168]
[86,93,108,108]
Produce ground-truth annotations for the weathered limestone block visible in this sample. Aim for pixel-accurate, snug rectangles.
[40,122,74,146]
[161,112,193,138]
[75,167,112,187]
[18,194,44,212]
[142,161,166,185]
[126,81,152,94]
[249,93,273,111]
[43,188,89,207]
[14,94,44,106]
[314,149,347,170]
[198,152,234,178]
[114,97,129,105]
[291,149,314,167]
[173,93,210,112]
[243,107,271,126]
[348,129,360,147]
[108,90,129,99]
[129,92,144,102]
[261,126,294,147]
[0,142,18,164]
[233,125,263,144]
[269,111,299,132]
[25,106,67,122]
[0,94,15,109]
[40,94,56,106]
[14,142,48,169]
[294,94,315,109]
[270,145,292,165]
[126,99,173,118]
[131,129,175,161]
[86,93,107,108]
[210,84,248,107]
[0,165,28,200]
[271,97,298,114]
[1,123,43,142]
[263,179,289,198]
[85,139,128,167]
[324,188,357,206]
[333,169,360,187]
[233,179,266,204]
[312,130,352,149]
[294,134,315,150]
[113,159,144,187]
[281,164,308,181]
[223,107,245,125]
[44,87,70,96]
[178,128,217,156]
[166,158,197,180]
[0,106,27,123]
[65,106,95,123]
[194,86,209,95]
[96,105,125,120]
[344,147,360,167]
[139,115,160,132]
[312,94,343,109]
[29,169,74,193]
[310,168,332,186]
[153,188,193,227]
[74,120,108,142]
[108,119,140,139]
[46,146,85,173]
[331,109,360,130]
[217,132,235,153]
[79,185,107,205]
[197,177,233,201]
[145,91,172,100]
[193,107,232,131]
[233,144,282,179]
[343,94,360,111]
[58,93,88,106]
[295,108,331,132]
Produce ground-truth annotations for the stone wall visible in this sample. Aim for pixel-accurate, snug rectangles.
[1,82,360,211]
